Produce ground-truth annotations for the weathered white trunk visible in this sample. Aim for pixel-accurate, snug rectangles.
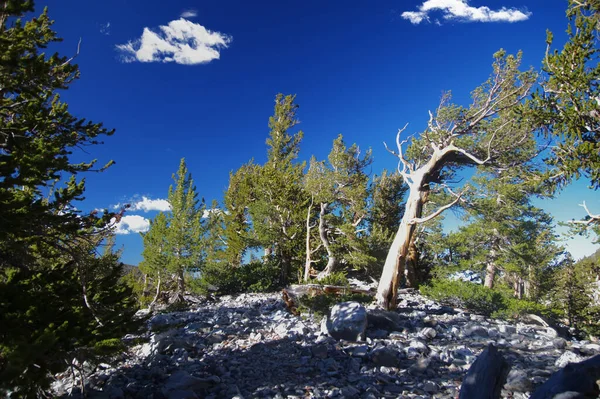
[484,262,496,289]
[484,248,497,289]
[150,273,161,307]
[376,148,448,309]
[304,200,314,281]
[376,187,423,309]
[317,203,337,279]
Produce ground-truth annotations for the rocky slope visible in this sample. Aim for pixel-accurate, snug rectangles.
[52,288,600,399]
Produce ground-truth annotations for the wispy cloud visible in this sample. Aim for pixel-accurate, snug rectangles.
[112,215,150,235]
[100,22,111,35]
[180,9,198,18]
[401,0,531,25]
[116,18,232,65]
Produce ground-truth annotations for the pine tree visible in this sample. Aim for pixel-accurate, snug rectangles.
[0,2,135,394]
[450,171,560,298]
[533,0,600,190]
[376,51,538,309]
[304,135,373,280]
[245,94,308,285]
[166,158,205,302]
[139,212,169,305]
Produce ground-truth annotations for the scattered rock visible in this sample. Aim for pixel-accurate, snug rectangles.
[370,347,401,367]
[50,288,600,399]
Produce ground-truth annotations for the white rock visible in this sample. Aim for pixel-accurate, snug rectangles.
[324,302,367,341]
[555,351,585,368]
[419,327,437,340]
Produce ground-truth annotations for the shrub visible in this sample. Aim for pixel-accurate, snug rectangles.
[296,291,373,321]
[93,338,125,356]
[421,279,506,316]
[316,271,349,287]
[420,278,556,320]
[190,259,282,296]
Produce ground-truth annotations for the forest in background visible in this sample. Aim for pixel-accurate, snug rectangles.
[1,0,599,396]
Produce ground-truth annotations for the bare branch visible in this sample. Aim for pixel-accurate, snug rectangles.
[384,123,412,182]
[409,189,464,225]
[571,201,600,226]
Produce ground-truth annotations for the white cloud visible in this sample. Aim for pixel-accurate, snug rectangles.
[99,22,111,35]
[202,208,225,218]
[112,215,150,235]
[401,0,531,25]
[116,18,232,65]
[180,9,198,18]
[130,196,171,212]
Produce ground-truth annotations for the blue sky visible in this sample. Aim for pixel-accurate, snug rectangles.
[36,0,598,264]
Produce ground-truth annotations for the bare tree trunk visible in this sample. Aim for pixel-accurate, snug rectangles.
[405,233,418,288]
[317,203,337,279]
[513,276,524,299]
[484,236,500,289]
[150,273,161,307]
[484,247,498,289]
[484,261,496,289]
[169,270,186,304]
[304,199,314,281]
[376,188,423,309]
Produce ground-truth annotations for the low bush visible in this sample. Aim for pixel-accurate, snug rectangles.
[296,291,373,321]
[190,259,282,296]
[315,271,349,287]
[420,278,555,320]
[93,338,125,356]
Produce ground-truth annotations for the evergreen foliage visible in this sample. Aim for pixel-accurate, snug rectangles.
[137,159,205,304]
[533,0,600,190]
[0,2,137,395]
[166,159,205,300]
[304,135,373,278]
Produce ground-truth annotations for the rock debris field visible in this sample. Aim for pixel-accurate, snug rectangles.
[52,288,600,399]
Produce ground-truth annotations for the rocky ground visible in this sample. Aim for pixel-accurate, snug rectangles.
[52,286,600,399]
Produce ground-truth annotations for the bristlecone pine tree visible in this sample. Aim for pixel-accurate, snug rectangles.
[303,134,373,280]
[377,51,538,309]
[0,2,136,395]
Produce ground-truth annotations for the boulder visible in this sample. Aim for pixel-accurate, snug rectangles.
[323,301,367,341]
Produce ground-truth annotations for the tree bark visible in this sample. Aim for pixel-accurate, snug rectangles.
[377,146,455,309]
[304,199,314,282]
[376,187,424,309]
[317,203,337,279]
[484,247,497,289]
[405,232,419,288]
[150,273,161,307]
